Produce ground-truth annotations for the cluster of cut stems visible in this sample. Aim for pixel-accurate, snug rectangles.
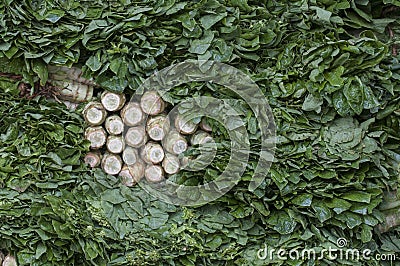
[83,90,214,187]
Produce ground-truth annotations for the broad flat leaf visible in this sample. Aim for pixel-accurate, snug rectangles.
[189,30,214,54]
[312,202,332,223]
[101,189,126,204]
[292,194,313,207]
[200,13,227,30]
[302,93,323,113]
[326,198,352,214]
[341,191,371,203]
[324,66,345,86]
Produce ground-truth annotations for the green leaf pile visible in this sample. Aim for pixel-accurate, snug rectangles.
[1,0,400,265]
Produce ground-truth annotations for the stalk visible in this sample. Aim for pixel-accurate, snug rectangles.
[121,102,144,126]
[48,65,97,86]
[146,114,170,141]
[128,159,146,184]
[2,255,17,266]
[141,142,165,164]
[122,146,138,165]
[84,126,107,149]
[101,91,126,112]
[119,165,136,187]
[83,101,107,126]
[162,153,180,175]
[125,126,147,148]
[105,115,124,135]
[174,114,198,135]
[101,153,123,175]
[376,210,400,233]
[106,135,125,154]
[379,191,400,211]
[63,100,79,111]
[190,130,214,145]
[50,79,94,103]
[180,156,190,169]
[145,164,165,183]
[200,117,212,132]
[84,151,102,168]
[163,130,188,155]
[140,90,165,115]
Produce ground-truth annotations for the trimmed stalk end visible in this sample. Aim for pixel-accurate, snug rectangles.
[145,164,165,183]
[85,126,107,149]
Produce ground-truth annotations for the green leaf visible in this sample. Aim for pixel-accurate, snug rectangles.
[343,78,364,114]
[44,10,65,23]
[86,51,102,71]
[326,198,352,214]
[101,189,126,204]
[52,220,73,239]
[200,13,227,30]
[0,42,12,51]
[336,212,363,229]
[312,202,332,223]
[206,235,223,250]
[312,7,332,22]
[46,152,63,165]
[189,30,214,54]
[142,208,169,229]
[341,191,371,203]
[292,194,313,207]
[302,93,323,113]
[324,66,345,86]
[32,60,48,86]
[267,211,297,234]
[35,243,47,259]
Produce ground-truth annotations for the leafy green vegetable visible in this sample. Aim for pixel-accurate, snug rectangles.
[0,0,400,265]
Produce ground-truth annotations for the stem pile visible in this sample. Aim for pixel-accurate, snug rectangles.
[83,90,214,186]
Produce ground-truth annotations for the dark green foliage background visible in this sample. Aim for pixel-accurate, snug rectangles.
[1,0,400,265]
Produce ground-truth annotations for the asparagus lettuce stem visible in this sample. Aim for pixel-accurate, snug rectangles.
[2,255,17,266]
[140,91,165,115]
[145,164,164,183]
[106,135,125,154]
[121,102,144,126]
[101,91,126,112]
[119,165,136,187]
[199,117,212,132]
[84,126,107,149]
[128,159,146,184]
[48,65,96,86]
[141,142,165,164]
[146,114,170,141]
[162,153,180,175]
[105,115,124,135]
[125,126,147,148]
[190,130,213,145]
[84,151,102,168]
[101,153,123,175]
[122,146,138,165]
[83,102,107,126]
[50,79,94,103]
[163,130,188,155]
[376,210,400,233]
[174,114,198,135]
[62,100,79,111]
